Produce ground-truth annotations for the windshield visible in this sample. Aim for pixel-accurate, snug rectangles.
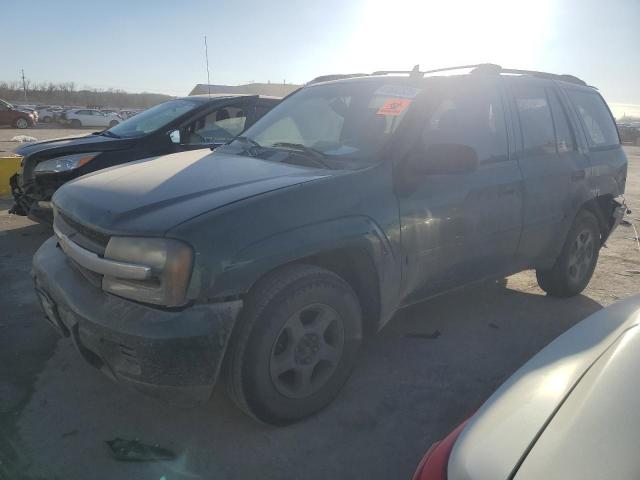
[106,99,198,138]
[236,81,419,163]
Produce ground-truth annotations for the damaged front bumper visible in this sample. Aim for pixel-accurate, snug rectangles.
[10,173,54,224]
[32,236,243,406]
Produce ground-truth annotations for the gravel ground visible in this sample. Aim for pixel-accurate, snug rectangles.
[0,145,638,480]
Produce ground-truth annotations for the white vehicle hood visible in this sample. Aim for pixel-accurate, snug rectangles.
[448,294,640,480]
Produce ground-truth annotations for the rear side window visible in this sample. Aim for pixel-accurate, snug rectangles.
[568,90,619,148]
[513,84,556,155]
[546,89,576,153]
[421,80,508,164]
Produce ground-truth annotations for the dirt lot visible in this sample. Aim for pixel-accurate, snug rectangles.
[0,124,92,156]
[0,142,639,480]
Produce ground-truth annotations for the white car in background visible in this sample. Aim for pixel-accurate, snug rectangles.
[37,106,63,123]
[413,294,640,480]
[62,109,122,128]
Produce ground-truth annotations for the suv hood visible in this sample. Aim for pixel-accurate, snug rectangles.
[53,149,331,234]
[14,133,133,158]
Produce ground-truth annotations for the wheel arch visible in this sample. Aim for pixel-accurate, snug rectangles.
[205,216,396,337]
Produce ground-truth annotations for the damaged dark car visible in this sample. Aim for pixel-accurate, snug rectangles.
[32,65,627,425]
[10,94,280,223]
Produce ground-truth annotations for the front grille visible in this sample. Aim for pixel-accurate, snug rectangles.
[58,211,110,251]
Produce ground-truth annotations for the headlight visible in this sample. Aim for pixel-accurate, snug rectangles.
[101,237,194,307]
[34,152,100,174]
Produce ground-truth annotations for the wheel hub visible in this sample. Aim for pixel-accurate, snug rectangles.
[294,333,321,365]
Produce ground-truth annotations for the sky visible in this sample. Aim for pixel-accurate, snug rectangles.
[2,0,639,116]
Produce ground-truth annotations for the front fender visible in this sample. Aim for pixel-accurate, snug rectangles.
[208,215,401,325]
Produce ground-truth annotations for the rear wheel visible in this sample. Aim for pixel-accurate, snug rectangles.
[225,264,362,425]
[43,116,52,123]
[536,210,600,297]
[70,119,81,128]
[14,118,29,129]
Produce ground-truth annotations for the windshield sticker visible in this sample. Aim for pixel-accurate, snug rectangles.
[376,98,412,116]
[375,85,421,98]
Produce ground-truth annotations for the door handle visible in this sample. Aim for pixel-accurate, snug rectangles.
[571,170,586,181]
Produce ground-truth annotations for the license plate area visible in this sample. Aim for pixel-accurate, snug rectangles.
[35,288,69,337]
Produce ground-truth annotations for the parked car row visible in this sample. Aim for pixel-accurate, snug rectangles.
[617,122,640,145]
[0,102,145,128]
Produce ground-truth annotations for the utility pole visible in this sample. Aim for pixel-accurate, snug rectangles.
[20,69,27,102]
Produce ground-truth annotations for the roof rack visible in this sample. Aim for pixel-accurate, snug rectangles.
[371,63,588,86]
[307,73,368,85]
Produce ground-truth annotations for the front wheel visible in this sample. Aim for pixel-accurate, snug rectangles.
[109,120,118,127]
[70,119,81,128]
[43,116,52,123]
[536,210,600,297]
[225,264,362,425]
[14,118,29,129]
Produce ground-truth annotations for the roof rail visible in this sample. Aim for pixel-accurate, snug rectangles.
[484,67,587,86]
[307,73,368,85]
[370,63,588,86]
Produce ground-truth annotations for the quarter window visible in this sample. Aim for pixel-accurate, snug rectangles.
[513,85,556,155]
[568,90,619,148]
[546,89,576,153]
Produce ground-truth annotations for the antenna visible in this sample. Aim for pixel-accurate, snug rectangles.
[204,36,211,99]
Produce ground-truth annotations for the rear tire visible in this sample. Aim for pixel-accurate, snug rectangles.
[536,210,600,297]
[43,116,52,123]
[225,264,362,425]
[14,118,29,129]
[70,119,81,128]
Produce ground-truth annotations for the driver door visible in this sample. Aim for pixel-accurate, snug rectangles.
[398,77,523,305]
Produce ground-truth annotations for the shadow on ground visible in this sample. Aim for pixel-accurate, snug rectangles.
[12,276,601,480]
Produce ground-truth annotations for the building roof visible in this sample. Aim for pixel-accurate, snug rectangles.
[189,82,299,98]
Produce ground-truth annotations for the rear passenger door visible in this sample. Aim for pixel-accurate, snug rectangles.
[508,78,590,265]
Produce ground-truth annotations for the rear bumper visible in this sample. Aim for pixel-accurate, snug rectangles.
[32,236,243,406]
[607,198,627,240]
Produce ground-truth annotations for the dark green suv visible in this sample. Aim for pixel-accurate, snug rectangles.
[32,65,628,424]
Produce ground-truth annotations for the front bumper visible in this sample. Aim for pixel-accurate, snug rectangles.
[32,236,243,406]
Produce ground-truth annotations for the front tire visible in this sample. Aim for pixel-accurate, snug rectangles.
[225,264,362,425]
[536,210,600,297]
[70,119,81,128]
[43,116,52,123]
[109,120,118,127]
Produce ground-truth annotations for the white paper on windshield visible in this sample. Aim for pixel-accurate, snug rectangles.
[374,85,421,99]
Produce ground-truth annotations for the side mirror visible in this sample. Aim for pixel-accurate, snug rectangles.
[411,143,478,175]
[168,129,181,144]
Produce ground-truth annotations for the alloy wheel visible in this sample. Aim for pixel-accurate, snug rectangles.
[269,303,345,399]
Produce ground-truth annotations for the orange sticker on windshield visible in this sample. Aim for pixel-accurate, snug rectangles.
[377,98,412,116]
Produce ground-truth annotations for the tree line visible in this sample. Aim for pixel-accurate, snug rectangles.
[0,80,173,109]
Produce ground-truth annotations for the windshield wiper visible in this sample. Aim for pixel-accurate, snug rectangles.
[232,136,262,148]
[100,130,120,138]
[270,142,331,169]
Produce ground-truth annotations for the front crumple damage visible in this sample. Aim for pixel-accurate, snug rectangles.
[32,236,243,406]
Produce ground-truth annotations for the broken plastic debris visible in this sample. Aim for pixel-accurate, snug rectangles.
[10,135,37,143]
[106,438,176,462]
